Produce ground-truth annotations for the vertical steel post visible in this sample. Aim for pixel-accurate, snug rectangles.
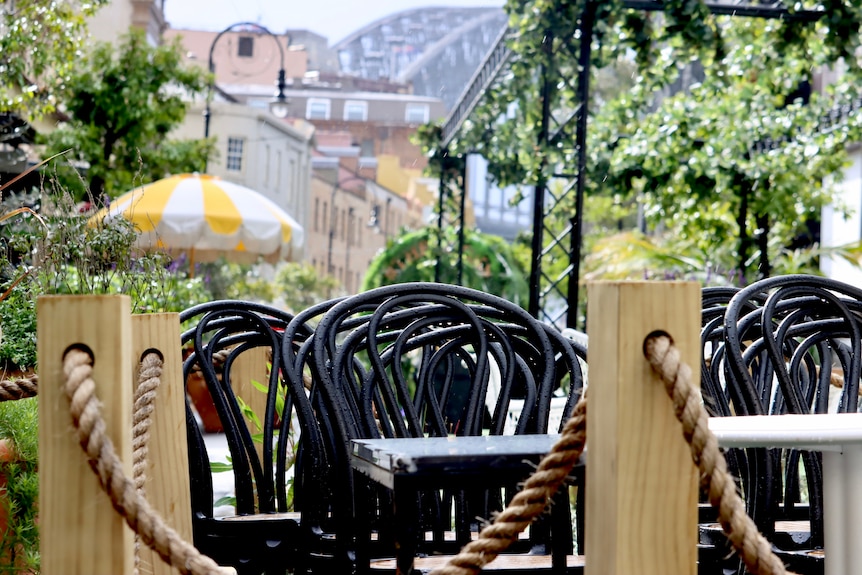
[567,0,597,329]
[434,153,448,283]
[528,29,555,319]
[456,155,467,286]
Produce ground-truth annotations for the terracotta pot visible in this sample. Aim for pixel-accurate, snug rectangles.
[186,369,224,433]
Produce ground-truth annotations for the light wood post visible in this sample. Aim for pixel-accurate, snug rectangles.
[38,295,135,575]
[585,281,700,575]
[132,313,193,575]
[232,346,270,461]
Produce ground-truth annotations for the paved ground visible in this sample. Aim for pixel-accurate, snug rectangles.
[202,432,235,517]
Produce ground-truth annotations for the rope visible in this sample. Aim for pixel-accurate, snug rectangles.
[0,373,38,401]
[430,394,587,575]
[645,334,795,575]
[132,352,163,575]
[433,334,797,575]
[188,349,229,375]
[62,348,234,575]
[133,354,161,494]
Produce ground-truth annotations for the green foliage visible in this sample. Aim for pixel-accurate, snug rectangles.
[0,285,37,371]
[589,13,862,280]
[271,263,341,311]
[0,0,108,121]
[42,29,213,199]
[0,398,40,573]
[362,227,530,306]
[193,261,339,314]
[428,0,862,284]
[0,178,212,370]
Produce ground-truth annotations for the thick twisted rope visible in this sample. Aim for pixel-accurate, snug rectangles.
[63,348,234,575]
[0,372,38,401]
[133,354,162,494]
[132,352,163,575]
[644,333,795,575]
[434,334,796,575]
[430,394,587,575]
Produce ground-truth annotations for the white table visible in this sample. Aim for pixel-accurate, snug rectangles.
[710,412,862,575]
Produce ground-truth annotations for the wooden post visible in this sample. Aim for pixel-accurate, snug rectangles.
[585,281,700,575]
[38,295,135,575]
[132,313,193,575]
[232,346,270,462]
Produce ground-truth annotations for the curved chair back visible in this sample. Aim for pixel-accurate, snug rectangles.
[702,275,862,570]
[179,300,329,574]
[305,283,587,563]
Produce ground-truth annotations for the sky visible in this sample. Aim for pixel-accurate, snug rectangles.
[164,0,506,45]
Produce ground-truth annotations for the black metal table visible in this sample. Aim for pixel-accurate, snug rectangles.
[350,435,583,575]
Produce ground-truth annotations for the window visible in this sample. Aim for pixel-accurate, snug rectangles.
[313,198,319,232]
[359,139,375,157]
[238,36,254,57]
[226,137,244,172]
[306,98,331,120]
[405,103,429,124]
[343,100,368,122]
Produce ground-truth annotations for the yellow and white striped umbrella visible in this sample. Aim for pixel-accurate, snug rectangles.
[91,173,304,263]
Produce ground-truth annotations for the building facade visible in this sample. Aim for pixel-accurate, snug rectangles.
[164,28,306,87]
[168,24,450,289]
[307,170,407,294]
[173,101,314,258]
[88,0,167,45]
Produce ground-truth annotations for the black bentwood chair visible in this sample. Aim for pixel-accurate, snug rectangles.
[304,282,588,573]
[700,275,862,575]
[180,300,335,575]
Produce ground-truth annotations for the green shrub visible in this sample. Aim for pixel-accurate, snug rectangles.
[0,397,39,573]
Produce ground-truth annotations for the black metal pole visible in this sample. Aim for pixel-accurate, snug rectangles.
[203,60,214,172]
[528,30,555,319]
[456,155,466,286]
[567,0,597,330]
[434,152,449,283]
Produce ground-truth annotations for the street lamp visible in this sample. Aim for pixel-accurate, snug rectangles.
[202,22,290,169]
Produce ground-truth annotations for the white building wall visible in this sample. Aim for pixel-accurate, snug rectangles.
[174,101,313,259]
[821,148,862,284]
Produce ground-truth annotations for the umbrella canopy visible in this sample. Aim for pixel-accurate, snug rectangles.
[91,173,304,264]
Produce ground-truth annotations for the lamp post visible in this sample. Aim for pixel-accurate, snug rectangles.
[202,22,290,171]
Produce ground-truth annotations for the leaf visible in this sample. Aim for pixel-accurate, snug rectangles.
[213,495,237,508]
[210,461,233,473]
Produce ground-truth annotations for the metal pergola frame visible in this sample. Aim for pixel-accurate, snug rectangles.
[436,0,827,329]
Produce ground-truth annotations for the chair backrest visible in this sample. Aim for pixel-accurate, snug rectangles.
[179,300,331,527]
[309,283,586,442]
[303,282,588,556]
[723,275,862,415]
[703,275,862,556]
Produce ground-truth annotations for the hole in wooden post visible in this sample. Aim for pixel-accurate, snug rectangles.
[63,343,95,366]
[643,330,672,357]
[140,348,164,363]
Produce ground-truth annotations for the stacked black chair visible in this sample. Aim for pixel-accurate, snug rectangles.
[699,275,862,575]
[180,300,336,575]
[301,282,588,573]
